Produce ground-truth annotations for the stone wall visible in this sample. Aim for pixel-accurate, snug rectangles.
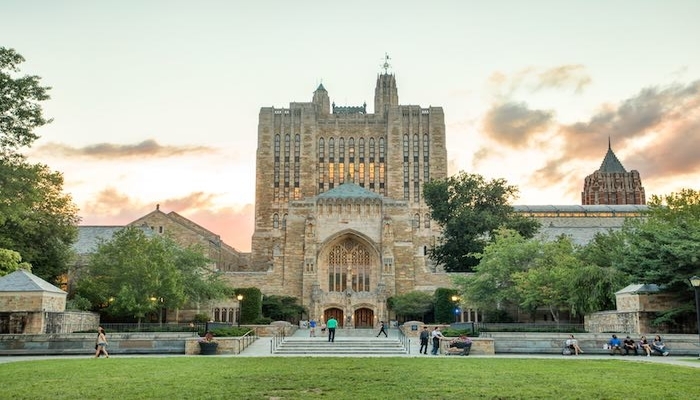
[0,291,66,313]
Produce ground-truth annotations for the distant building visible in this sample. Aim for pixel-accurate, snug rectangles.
[581,140,646,205]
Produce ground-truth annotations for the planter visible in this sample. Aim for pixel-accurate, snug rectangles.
[198,341,218,355]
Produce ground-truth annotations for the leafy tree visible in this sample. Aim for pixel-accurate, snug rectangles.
[0,248,31,276]
[0,47,78,284]
[423,172,540,272]
[454,228,540,314]
[613,189,700,325]
[456,229,626,322]
[0,157,79,284]
[433,288,461,324]
[262,295,307,322]
[0,47,52,159]
[387,291,434,321]
[76,227,229,325]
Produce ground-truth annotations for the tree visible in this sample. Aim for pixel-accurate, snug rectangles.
[387,291,434,321]
[0,159,79,284]
[76,227,229,325]
[0,248,31,276]
[0,47,51,160]
[613,189,700,326]
[454,228,540,314]
[423,172,540,272]
[456,229,626,322]
[0,47,78,285]
[262,295,307,322]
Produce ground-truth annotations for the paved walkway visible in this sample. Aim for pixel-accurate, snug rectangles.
[1,328,698,369]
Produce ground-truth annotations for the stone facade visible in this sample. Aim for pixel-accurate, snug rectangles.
[239,72,451,328]
[585,284,683,334]
[128,205,249,272]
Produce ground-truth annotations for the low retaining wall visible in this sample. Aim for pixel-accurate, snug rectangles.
[0,332,196,356]
[0,325,287,356]
[484,333,699,356]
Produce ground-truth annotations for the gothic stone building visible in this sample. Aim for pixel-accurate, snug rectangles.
[72,72,650,327]
[581,141,646,205]
[243,72,451,328]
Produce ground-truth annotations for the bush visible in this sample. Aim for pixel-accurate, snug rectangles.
[193,313,210,323]
[208,327,251,337]
[441,328,478,337]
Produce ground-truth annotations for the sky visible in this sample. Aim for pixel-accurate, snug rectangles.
[2,1,699,252]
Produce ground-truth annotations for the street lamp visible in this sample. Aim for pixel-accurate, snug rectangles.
[150,296,164,327]
[236,294,244,327]
[451,295,461,323]
[690,276,700,359]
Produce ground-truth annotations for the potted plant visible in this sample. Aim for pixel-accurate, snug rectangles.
[198,331,218,355]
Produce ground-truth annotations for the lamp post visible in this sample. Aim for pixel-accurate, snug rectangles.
[150,296,164,327]
[690,276,700,359]
[236,294,244,327]
[451,295,461,323]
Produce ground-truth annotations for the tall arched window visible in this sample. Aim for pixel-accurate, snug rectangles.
[328,238,371,293]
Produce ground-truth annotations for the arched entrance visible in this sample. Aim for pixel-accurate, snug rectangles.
[324,308,344,328]
[354,308,374,328]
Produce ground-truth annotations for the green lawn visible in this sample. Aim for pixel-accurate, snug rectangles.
[1,357,698,399]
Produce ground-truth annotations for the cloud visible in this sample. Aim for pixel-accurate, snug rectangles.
[80,188,254,251]
[35,139,215,159]
[534,65,592,93]
[530,80,700,196]
[489,64,592,96]
[560,80,700,160]
[482,102,554,147]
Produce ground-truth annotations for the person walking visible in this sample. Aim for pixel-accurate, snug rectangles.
[309,319,317,337]
[376,321,388,337]
[327,317,338,342]
[430,326,444,355]
[94,327,109,358]
[419,326,430,354]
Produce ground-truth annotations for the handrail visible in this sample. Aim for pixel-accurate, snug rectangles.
[269,329,286,354]
[397,327,411,354]
[234,330,258,354]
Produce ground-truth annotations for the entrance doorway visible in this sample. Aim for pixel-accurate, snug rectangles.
[354,308,374,328]
[324,308,344,328]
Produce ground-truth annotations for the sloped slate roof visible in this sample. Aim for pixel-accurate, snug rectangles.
[73,225,153,255]
[316,182,382,200]
[615,283,660,295]
[599,146,627,173]
[0,269,65,293]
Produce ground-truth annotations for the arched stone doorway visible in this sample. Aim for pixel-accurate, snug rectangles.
[354,308,374,328]
[324,307,344,328]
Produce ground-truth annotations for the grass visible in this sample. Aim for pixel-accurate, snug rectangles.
[1,357,698,400]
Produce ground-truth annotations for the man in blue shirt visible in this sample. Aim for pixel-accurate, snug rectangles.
[608,334,623,355]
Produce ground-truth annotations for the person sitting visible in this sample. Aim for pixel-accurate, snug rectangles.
[608,334,623,355]
[565,334,583,355]
[623,336,638,356]
[651,335,669,356]
[639,336,652,357]
[446,335,472,355]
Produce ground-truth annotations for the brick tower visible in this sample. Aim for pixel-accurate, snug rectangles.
[582,140,646,205]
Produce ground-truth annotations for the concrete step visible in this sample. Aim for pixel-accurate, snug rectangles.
[274,337,407,355]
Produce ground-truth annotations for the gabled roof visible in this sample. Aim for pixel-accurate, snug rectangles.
[316,182,382,200]
[598,140,627,173]
[73,225,153,254]
[0,269,65,294]
[615,283,660,295]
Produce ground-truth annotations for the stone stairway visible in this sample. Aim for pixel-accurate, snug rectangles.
[273,329,408,356]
